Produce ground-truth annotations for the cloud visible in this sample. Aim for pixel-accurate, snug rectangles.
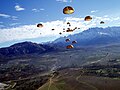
[0,25,4,28]
[15,5,25,11]
[0,13,18,20]
[56,0,68,2]
[40,8,45,11]
[32,8,45,12]
[91,10,98,13]
[32,8,39,12]
[0,13,10,18]
[98,32,110,35]
[113,17,120,21]
[11,16,18,20]
[56,0,73,2]
[9,23,20,26]
[0,16,120,43]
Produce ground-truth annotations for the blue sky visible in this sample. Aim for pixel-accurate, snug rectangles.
[0,0,120,47]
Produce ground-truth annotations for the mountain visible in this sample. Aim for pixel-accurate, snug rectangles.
[1,27,120,59]
[53,27,120,47]
[0,41,55,58]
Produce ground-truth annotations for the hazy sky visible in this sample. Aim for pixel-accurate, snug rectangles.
[0,0,120,47]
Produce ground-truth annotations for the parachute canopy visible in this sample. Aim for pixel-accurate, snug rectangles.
[66,38,70,42]
[100,21,105,24]
[52,29,55,31]
[67,22,70,25]
[72,41,77,44]
[74,27,77,29]
[73,27,77,31]
[66,45,74,49]
[63,6,74,14]
[84,16,92,21]
[37,23,43,28]
[66,29,74,32]
[59,32,62,35]
[66,28,74,32]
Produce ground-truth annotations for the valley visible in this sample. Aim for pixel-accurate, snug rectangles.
[0,43,120,90]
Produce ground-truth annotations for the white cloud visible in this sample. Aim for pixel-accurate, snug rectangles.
[0,13,18,20]
[32,8,39,12]
[98,32,110,35]
[56,0,68,2]
[32,8,45,12]
[9,23,20,26]
[113,17,120,21]
[15,5,25,11]
[0,16,120,43]
[56,0,72,2]
[40,8,45,11]
[0,13,10,18]
[104,15,108,17]
[91,10,98,13]
[11,16,18,20]
[0,25,4,28]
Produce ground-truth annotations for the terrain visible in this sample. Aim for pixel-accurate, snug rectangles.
[0,43,120,90]
[38,68,120,90]
[0,27,120,90]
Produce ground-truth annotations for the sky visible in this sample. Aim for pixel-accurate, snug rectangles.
[0,0,120,48]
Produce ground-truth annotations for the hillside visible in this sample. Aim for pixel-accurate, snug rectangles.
[0,27,120,90]
[53,27,120,47]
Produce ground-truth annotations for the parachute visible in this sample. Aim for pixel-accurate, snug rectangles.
[66,29,74,32]
[100,21,105,24]
[66,38,70,42]
[66,28,74,32]
[73,27,77,31]
[37,23,43,28]
[74,27,77,29]
[63,6,74,14]
[66,45,74,49]
[84,16,92,21]
[67,22,70,25]
[67,22,71,26]
[52,29,55,31]
[72,41,77,44]
[59,32,62,35]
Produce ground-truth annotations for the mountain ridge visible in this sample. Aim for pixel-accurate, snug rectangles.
[53,27,120,47]
[1,26,120,58]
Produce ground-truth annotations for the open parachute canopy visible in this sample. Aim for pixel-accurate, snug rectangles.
[100,21,105,24]
[52,29,55,31]
[72,41,77,44]
[66,38,70,42]
[67,22,71,26]
[67,22,70,25]
[73,27,77,31]
[37,23,43,28]
[66,28,74,32]
[59,32,62,35]
[66,45,74,49]
[63,6,74,14]
[84,16,92,21]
